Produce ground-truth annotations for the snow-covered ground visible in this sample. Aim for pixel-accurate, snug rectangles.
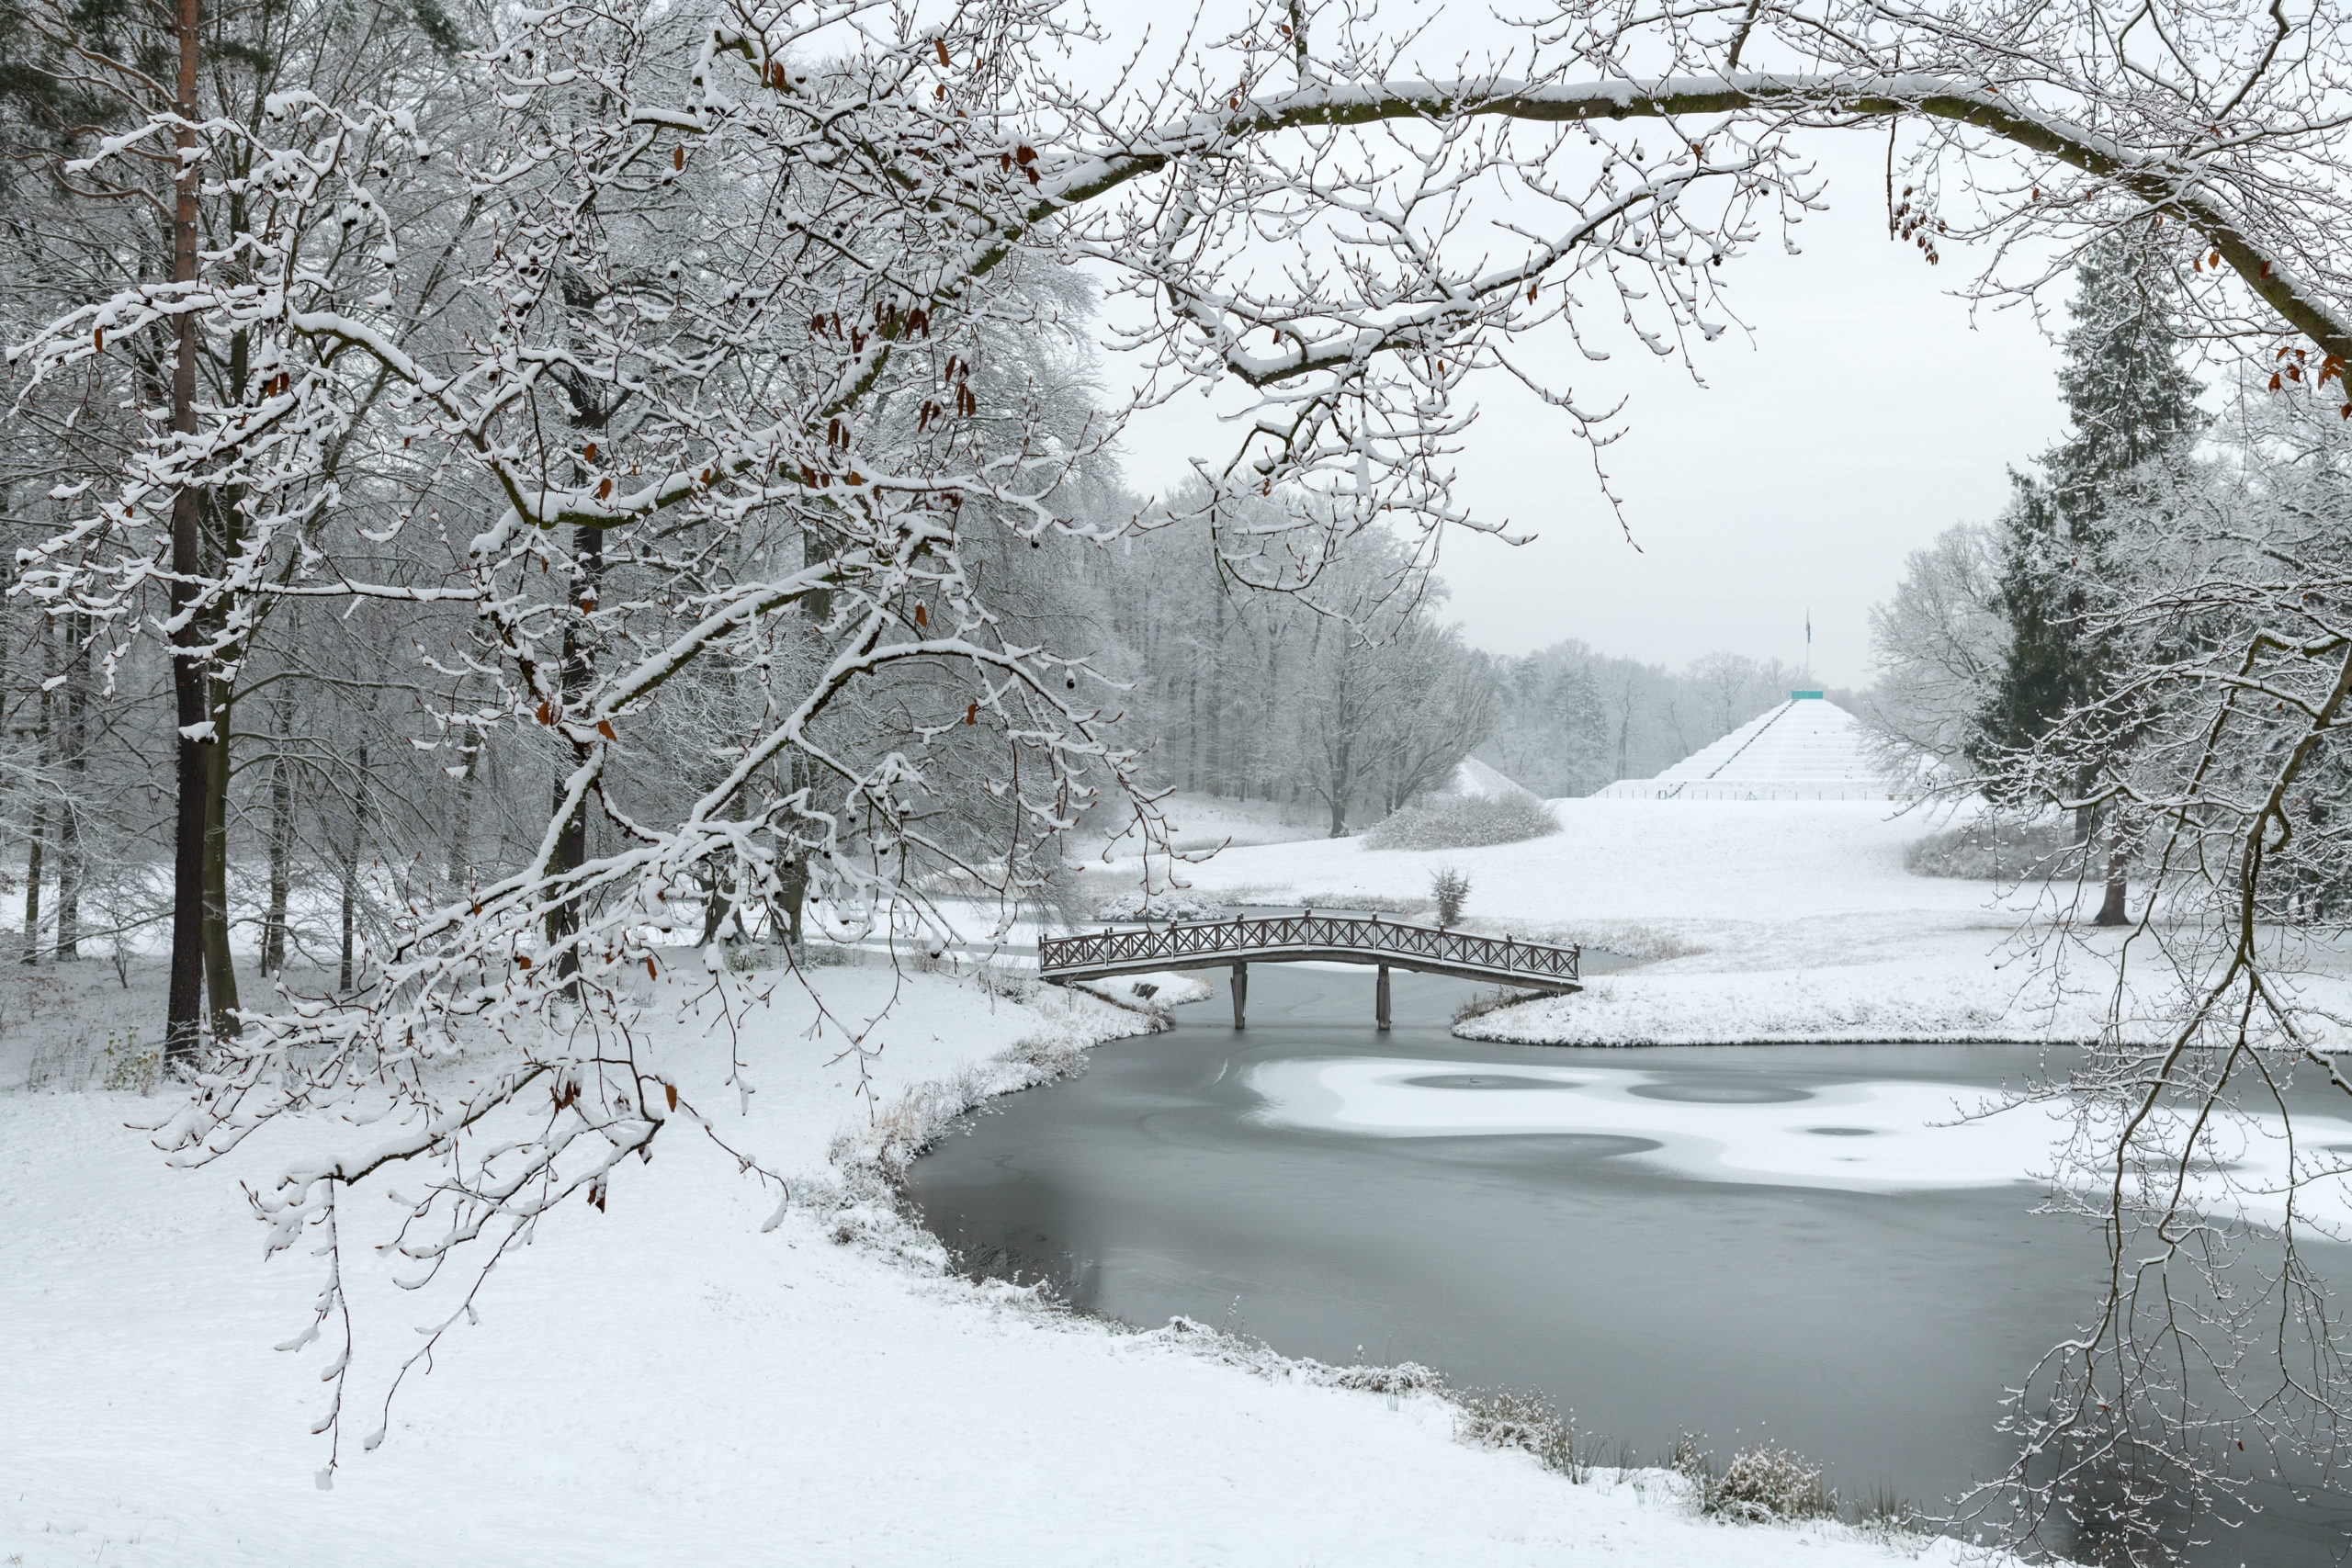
[1151,798,2258,1045]
[1084,788,1328,861]
[0,946,2008,1567]
[23,794,2351,1564]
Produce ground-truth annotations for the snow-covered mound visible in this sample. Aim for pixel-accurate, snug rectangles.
[1597,695,1896,802]
[1440,756,1537,802]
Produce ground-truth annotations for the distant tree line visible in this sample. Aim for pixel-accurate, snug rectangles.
[1085,486,1498,838]
[1112,509,1813,819]
[1479,645,1807,798]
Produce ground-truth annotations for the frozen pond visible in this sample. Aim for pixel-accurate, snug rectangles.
[906,964,2352,1565]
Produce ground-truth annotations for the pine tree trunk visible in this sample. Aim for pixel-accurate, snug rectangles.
[337,852,356,992]
[339,740,368,992]
[56,613,85,958]
[261,743,293,976]
[163,0,209,1067]
[23,667,51,965]
[202,682,241,1034]
[54,809,77,960]
[21,803,44,967]
[56,660,82,960]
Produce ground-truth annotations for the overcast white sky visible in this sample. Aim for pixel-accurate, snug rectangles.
[1083,7,2074,687]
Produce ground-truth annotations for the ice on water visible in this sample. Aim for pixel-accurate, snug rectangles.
[1247,1055,2352,1212]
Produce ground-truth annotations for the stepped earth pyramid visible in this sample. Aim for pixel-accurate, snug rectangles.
[1597,693,1900,802]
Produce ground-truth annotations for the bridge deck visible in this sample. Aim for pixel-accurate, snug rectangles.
[1039,913,1581,1000]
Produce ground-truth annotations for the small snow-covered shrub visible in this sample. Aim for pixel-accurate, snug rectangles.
[1326,1359,1451,1398]
[1853,1482,1918,1539]
[1430,865,1471,926]
[1905,815,2077,880]
[975,964,1039,1003]
[99,1030,160,1094]
[1003,1028,1091,1078]
[1456,1389,1607,1483]
[1365,791,1558,852]
[1707,1442,1837,1522]
[14,1024,155,1095]
[1091,891,1228,921]
[846,1065,997,1177]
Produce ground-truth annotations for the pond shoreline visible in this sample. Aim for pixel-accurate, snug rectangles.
[903,964,2352,1568]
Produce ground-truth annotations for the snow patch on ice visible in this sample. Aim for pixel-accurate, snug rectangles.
[1243,1054,2352,1225]
[1246,1054,2059,1190]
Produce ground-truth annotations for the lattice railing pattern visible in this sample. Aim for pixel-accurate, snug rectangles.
[1039,914,1578,985]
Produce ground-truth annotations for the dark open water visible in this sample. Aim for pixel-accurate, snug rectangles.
[906,964,2352,1566]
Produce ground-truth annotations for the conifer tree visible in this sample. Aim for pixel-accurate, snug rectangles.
[1970,231,2203,923]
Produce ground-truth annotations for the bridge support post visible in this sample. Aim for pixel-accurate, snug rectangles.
[1376,964,1391,1032]
[1231,962,1248,1030]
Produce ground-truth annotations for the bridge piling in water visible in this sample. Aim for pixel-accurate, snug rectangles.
[1376,964,1391,1031]
[1231,961,1247,1030]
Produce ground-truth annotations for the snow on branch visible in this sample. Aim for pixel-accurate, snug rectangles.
[11,0,2352,1513]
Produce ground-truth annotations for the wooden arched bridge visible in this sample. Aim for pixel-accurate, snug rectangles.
[1038,912,1580,1031]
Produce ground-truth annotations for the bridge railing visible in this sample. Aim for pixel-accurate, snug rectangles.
[1038,913,1578,985]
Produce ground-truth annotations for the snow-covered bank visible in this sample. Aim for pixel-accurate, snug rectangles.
[1460,952,2112,1046]
[2,957,2012,1567]
[1159,799,2220,1045]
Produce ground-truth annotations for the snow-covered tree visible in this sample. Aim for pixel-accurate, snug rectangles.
[1861,521,2008,773]
[6,0,2352,1532]
[1483,648,1611,797]
[1952,371,2352,1562]
[1972,233,2206,923]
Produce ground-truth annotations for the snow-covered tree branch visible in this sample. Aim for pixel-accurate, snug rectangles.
[9,0,2352,1520]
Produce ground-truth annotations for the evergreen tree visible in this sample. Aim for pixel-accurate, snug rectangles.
[1970,230,2203,923]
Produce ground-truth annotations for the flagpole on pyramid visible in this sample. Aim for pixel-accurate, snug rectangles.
[1804,608,1811,684]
